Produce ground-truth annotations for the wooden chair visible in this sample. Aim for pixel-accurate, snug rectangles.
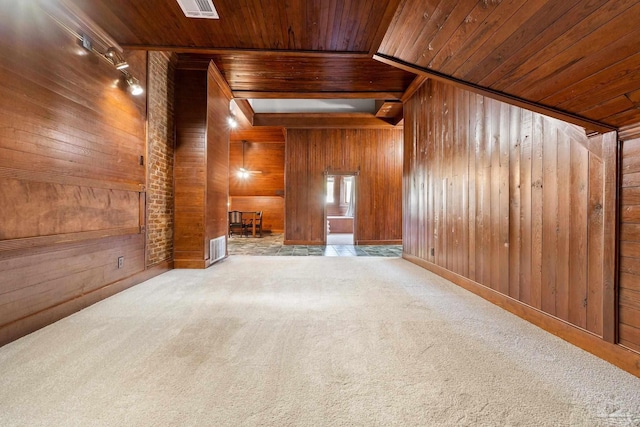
[228,211,247,237]
[246,211,263,237]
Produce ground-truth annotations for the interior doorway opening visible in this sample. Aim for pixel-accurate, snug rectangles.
[325,173,356,245]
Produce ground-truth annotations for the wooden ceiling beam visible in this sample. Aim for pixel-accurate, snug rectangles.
[233,91,403,100]
[121,45,372,59]
[253,113,398,129]
[374,53,617,134]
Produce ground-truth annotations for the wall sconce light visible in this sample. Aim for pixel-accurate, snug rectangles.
[105,47,129,70]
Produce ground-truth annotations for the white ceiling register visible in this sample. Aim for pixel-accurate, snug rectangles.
[176,0,219,19]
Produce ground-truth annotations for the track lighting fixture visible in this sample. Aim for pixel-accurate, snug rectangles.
[105,47,129,70]
[126,75,144,96]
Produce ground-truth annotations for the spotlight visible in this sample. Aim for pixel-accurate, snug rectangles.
[227,116,238,128]
[106,47,129,70]
[126,75,144,96]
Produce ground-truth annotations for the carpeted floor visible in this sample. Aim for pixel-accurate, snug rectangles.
[0,257,639,426]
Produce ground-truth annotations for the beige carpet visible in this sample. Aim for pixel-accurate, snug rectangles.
[0,257,639,426]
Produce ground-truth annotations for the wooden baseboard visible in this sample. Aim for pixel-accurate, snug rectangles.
[174,259,208,268]
[357,239,402,245]
[403,253,640,378]
[0,260,173,347]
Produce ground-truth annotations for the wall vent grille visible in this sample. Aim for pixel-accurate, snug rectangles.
[209,236,226,265]
[176,0,219,19]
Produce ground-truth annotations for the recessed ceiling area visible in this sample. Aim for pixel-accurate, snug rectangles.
[248,99,376,114]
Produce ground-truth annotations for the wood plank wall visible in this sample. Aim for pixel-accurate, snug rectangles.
[174,62,230,268]
[0,3,160,345]
[174,69,208,267]
[229,141,285,232]
[285,129,403,245]
[404,80,620,346]
[620,137,640,353]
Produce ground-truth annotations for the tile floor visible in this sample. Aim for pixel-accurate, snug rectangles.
[227,233,403,257]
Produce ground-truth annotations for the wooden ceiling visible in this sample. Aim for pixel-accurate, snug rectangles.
[68,0,401,53]
[67,0,640,131]
[379,0,640,130]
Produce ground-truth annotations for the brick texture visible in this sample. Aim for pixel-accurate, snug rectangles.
[146,52,176,267]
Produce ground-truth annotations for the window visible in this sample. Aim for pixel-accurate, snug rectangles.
[343,176,353,204]
[326,176,334,203]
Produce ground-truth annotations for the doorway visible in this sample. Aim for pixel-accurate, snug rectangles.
[325,174,356,245]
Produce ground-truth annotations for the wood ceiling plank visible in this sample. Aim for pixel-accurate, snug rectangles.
[501,1,640,97]
[409,0,480,67]
[69,0,393,52]
[397,0,454,63]
[374,53,615,134]
[545,52,640,114]
[437,1,538,76]
[478,0,610,88]
[368,0,403,56]
[453,0,555,81]
[425,0,503,71]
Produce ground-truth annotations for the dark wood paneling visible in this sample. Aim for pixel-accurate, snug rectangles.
[206,54,415,97]
[174,63,231,268]
[380,0,640,128]
[229,142,285,197]
[285,129,402,245]
[205,63,231,261]
[70,0,401,53]
[174,69,207,264]
[404,80,612,340]
[0,3,150,345]
[229,196,285,232]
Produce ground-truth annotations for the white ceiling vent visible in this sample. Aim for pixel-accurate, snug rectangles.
[176,0,219,19]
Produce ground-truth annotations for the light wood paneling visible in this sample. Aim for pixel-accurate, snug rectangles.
[285,129,403,245]
[404,80,612,339]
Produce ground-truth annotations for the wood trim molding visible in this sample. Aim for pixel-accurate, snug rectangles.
[619,123,640,141]
[207,60,233,101]
[374,53,617,135]
[602,131,619,343]
[130,46,372,59]
[0,167,144,192]
[403,253,640,378]
[0,227,142,253]
[284,240,323,245]
[174,259,209,269]
[233,99,255,126]
[233,91,403,100]
[401,75,428,103]
[0,260,173,347]
[254,113,397,129]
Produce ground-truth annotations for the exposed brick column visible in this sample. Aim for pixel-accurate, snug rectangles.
[146,52,176,267]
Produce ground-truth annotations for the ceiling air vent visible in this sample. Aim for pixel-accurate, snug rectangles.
[176,0,219,19]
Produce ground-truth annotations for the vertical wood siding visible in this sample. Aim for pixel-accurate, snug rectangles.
[285,129,403,244]
[620,138,640,353]
[404,80,612,338]
[173,64,230,268]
